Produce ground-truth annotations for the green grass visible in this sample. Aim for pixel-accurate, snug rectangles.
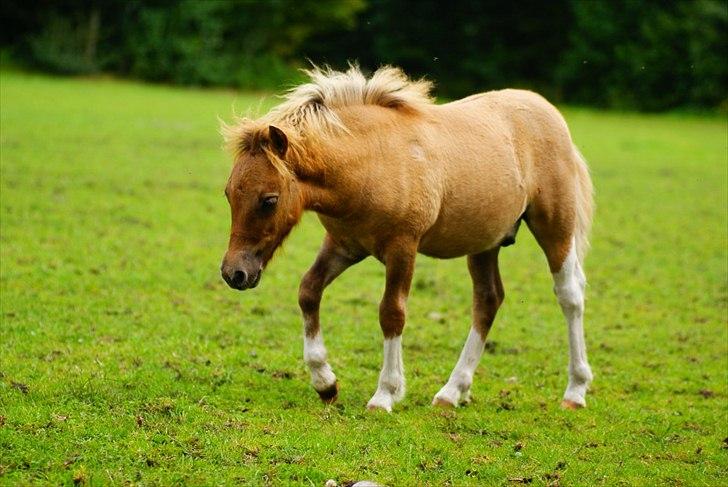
[1,69,726,486]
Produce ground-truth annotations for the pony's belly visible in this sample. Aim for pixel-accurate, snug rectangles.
[417,224,506,258]
[418,191,526,258]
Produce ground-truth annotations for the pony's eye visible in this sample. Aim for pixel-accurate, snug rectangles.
[260,195,278,210]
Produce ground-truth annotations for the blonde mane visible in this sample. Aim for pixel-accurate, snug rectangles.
[222,64,434,164]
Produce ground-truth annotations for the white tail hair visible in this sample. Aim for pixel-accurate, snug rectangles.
[573,146,594,264]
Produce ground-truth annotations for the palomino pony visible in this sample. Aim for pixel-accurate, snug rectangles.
[220,65,594,412]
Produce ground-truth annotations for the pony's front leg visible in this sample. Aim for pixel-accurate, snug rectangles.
[299,235,361,404]
[366,239,417,412]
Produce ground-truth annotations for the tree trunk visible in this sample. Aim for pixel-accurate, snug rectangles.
[84,8,100,69]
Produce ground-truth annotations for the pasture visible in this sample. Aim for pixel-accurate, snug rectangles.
[1,70,726,485]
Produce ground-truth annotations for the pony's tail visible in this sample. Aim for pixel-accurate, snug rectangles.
[572,146,594,265]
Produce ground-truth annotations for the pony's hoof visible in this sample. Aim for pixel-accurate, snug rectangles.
[560,399,585,410]
[366,403,392,413]
[366,392,394,412]
[316,382,339,404]
[432,396,457,408]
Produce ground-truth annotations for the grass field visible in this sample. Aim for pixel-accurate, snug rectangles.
[1,69,726,486]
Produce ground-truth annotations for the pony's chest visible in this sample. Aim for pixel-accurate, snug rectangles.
[316,215,380,257]
[317,209,436,261]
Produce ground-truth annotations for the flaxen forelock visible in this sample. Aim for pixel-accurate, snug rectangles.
[222,64,434,161]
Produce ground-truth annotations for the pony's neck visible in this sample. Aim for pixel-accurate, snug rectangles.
[289,138,348,218]
[297,179,343,217]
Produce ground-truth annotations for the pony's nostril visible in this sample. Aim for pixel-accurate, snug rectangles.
[232,270,247,288]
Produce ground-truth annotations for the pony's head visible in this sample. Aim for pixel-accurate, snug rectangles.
[220,125,302,291]
[219,64,433,290]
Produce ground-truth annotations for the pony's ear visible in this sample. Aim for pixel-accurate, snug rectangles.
[268,125,288,158]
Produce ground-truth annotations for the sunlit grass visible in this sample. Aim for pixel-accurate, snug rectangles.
[1,70,726,485]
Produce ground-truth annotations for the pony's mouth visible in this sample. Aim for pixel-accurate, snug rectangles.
[248,270,262,289]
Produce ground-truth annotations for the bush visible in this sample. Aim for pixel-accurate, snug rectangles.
[557,0,727,111]
[1,0,724,111]
[28,12,99,74]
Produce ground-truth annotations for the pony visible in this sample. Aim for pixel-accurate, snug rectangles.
[220,65,594,412]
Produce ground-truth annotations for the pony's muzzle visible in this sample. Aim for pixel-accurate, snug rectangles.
[221,253,262,291]
[227,269,247,289]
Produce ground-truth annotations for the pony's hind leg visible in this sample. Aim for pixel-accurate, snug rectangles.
[299,235,362,403]
[528,209,594,408]
[433,248,503,407]
[552,238,593,408]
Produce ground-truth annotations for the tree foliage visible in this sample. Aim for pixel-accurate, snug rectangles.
[1,0,724,110]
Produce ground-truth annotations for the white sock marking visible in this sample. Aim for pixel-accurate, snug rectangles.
[366,336,405,412]
[553,238,593,406]
[433,326,485,406]
[304,328,336,391]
